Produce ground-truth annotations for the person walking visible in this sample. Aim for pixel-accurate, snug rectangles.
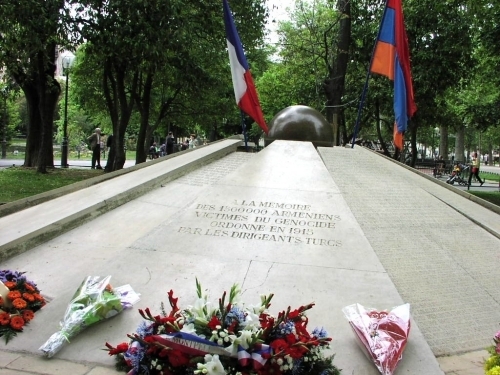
[468,151,484,186]
[87,128,102,169]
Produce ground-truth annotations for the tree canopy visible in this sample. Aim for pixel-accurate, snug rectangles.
[1,0,499,170]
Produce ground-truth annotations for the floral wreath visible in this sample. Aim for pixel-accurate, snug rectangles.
[106,279,341,375]
[0,270,46,343]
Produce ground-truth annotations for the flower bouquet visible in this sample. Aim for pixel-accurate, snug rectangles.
[342,303,410,375]
[484,330,500,375]
[40,275,140,358]
[106,279,341,375]
[0,270,46,343]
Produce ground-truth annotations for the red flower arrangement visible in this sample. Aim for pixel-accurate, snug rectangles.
[106,279,341,375]
[0,270,46,343]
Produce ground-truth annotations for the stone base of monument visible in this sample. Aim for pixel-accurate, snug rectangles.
[0,140,442,374]
[128,140,442,374]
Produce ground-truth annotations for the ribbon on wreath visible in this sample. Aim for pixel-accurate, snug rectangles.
[237,343,271,370]
[152,332,231,357]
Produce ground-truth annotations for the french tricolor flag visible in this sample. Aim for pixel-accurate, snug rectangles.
[223,0,269,134]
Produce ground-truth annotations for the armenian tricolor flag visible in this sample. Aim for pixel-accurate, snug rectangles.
[370,0,416,150]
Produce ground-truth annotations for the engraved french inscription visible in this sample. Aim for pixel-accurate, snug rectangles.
[177,200,343,247]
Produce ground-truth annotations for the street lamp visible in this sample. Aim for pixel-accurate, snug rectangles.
[61,54,75,168]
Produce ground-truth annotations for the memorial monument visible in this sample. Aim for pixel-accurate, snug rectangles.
[1,129,471,374]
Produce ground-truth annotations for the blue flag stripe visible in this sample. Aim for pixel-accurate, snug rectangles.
[223,0,249,71]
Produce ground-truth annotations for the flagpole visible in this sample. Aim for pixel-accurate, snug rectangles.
[240,110,248,151]
[351,0,390,148]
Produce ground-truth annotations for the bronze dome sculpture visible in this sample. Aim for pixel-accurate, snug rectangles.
[264,105,333,148]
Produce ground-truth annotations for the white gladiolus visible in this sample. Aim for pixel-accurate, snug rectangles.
[204,354,226,375]
[238,330,254,349]
[242,310,261,329]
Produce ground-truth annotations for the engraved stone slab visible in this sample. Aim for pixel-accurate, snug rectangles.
[128,140,442,374]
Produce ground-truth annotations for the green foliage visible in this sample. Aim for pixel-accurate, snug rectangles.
[54,76,97,149]
[0,88,20,143]
[67,0,269,156]
[0,326,18,344]
[256,0,342,119]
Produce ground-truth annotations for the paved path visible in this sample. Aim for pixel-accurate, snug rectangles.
[319,147,500,372]
[0,144,499,374]
[0,158,136,169]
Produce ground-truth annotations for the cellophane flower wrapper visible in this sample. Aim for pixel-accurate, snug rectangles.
[39,276,140,358]
[342,303,411,375]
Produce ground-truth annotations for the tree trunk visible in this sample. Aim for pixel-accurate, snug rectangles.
[439,125,448,160]
[323,0,351,146]
[21,57,59,172]
[102,59,137,172]
[454,124,465,162]
[135,71,154,164]
[136,127,148,164]
[24,85,43,167]
[35,47,59,173]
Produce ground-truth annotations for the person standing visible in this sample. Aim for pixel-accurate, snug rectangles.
[87,128,102,169]
[189,134,199,149]
[468,151,484,186]
[166,131,175,155]
[159,143,166,157]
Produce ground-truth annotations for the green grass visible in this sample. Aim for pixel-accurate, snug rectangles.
[468,190,500,207]
[4,151,137,161]
[0,167,102,203]
[480,172,500,183]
